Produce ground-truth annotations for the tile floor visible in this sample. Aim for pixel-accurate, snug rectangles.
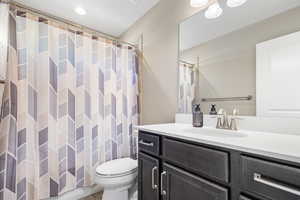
[80,192,103,200]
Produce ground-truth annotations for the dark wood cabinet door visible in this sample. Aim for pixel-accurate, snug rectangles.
[162,163,228,200]
[138,152,160,200]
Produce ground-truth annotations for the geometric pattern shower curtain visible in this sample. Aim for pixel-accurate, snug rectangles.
[178,62,195,113]
[0,6,139,200]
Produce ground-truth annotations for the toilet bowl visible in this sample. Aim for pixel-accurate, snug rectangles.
[95,158,138,200]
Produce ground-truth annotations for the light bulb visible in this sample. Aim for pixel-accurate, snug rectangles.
[227,0,248,8]
[75,7,87,15]
[190,0,209,8]
[205,2,223,19]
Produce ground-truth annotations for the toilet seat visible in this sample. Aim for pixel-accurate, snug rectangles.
[96,158,138,178]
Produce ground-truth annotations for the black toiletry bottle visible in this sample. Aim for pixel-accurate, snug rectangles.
[192,104,203,127]
[209,104,217,115]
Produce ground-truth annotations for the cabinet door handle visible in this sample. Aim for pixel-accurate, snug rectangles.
[139,140,154,147]
[161,171,167,196]
[254,173,300,196]
[152,166,158,190]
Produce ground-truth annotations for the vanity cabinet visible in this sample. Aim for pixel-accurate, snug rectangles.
[138,131,300,200]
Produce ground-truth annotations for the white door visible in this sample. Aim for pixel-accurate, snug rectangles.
[257,31,300,118]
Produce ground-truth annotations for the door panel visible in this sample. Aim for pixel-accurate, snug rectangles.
[138,152,160,200]
[162,163,228,200]
[257,30,300,117]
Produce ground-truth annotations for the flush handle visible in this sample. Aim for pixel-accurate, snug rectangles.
[152,166,158,190]
[254,173,300,196]
[161,171,167,196]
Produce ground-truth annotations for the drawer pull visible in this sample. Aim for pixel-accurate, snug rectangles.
[139,140,154,147]
[161,171,167,196]
[152,166,158,190]
[254,173,300,196]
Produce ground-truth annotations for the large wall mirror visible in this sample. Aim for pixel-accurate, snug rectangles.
[178,0,300,117]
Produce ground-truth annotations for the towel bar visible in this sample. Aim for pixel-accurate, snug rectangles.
[201,95,253,102]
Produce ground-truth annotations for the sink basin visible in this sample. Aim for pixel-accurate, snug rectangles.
[182,127,248,138]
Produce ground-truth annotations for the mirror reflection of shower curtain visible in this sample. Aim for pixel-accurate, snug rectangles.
[0,6,139,200]
[0,3,12,114]
[178,63,196,113]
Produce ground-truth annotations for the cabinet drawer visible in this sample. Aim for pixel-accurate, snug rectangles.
[242,156,300,200]
[163,138,229,182]
[138,131,160,156]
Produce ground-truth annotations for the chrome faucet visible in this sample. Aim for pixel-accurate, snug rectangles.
[229,108,239,131]
[216,109,229,129]
[216,108,239,130]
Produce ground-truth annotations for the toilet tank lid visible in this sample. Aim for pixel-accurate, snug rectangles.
[96,158,137,176]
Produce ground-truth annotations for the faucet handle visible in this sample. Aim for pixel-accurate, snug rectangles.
[230,108,240,130]
[217,108,225,115]
[232,108,239,116]
[231,108,244,119]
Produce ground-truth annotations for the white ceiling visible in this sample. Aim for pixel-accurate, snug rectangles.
[180,0,300,51]
[15,0,159,37]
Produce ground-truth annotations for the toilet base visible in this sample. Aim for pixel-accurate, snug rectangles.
[129,181,137,200]
[102,189,129,200]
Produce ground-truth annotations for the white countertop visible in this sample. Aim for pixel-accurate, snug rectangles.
[136,123,300,164]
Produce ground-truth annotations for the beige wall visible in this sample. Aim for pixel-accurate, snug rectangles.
[181,6,300,116]
[121,0,300,123]
[121,0,215,124]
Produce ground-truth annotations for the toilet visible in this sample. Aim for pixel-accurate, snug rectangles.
[95,158,138,200]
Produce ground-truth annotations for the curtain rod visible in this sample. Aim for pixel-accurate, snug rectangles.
[1,0,136,48]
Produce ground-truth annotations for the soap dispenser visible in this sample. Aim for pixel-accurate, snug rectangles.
[192,104,203,127]
[209,104,217,115]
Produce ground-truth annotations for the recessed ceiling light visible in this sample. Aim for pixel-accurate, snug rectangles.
[190,0,209,7]
[205,2,223,19]
[75,7,87,15]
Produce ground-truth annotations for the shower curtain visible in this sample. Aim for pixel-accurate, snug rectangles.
[178,63,195,113]
[0,3,10,105]
[0,5,139,200]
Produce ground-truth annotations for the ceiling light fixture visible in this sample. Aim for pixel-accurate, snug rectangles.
[227,0,248,8]
[75,7,87,15]
[205,2,223,19]
[190,0,209,8]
